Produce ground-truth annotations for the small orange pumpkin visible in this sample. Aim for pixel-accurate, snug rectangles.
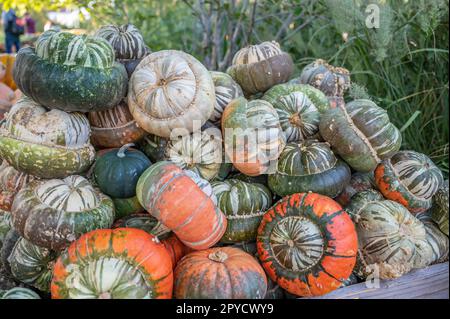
[174,247,267,299]
[257,192,357,297]
[51,228,173,299]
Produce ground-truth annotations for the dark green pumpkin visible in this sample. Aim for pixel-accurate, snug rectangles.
[212,179,272,243]
[268,140,351,197]
[13,31,128,113]
[112,196,145,219]
[1,229,57,292]
[319,100,402,172]
[94,144,152,199]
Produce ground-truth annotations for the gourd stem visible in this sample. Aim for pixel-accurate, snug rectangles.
[208,250,228,263]
[117,143,134,158]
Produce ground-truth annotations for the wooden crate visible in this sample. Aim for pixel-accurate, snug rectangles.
[309,262,449,299]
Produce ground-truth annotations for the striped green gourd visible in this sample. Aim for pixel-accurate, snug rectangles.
[416,212,449,264]
[95,24,148,60]
[432,179,448,235]
[13,30,127,112]
[212,179,272,243]
[262,83,328,142]
[0,97,95,179]
[319,99,402,172]
[297,59,351,97]
[1,287,41,299]
[0,210,11,250]
[347,190,432,280]
[1,229,57,292]
[11,176,115,251]
[209,71,243,126]
[268,140,351,197]
[375,150,444,213]
[222,97,286,176]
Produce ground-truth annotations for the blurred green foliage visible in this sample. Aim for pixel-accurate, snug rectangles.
[1,0,449,175]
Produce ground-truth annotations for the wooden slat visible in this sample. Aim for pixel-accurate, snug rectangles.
[309,262,449,299]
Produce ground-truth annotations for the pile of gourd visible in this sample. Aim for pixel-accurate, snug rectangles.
[0,24,448,300]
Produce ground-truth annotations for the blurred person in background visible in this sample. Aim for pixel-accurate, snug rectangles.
[24,12,36,35]
[2,8,24,53]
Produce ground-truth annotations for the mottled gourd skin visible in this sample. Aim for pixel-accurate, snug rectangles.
[416,212,449,264]
[88,101,147,149]
[0,98,95,179]
[209,71,243,125]
[93,145,152,199]
[375,150,444,213]
[128,50,215,138]
[1,229,57,292]
[348,190,432,280]
[136,161,226,250]
[222,97,286,176]
[431,179,449,235]
[111,196,144,219]
[212,179,272,243]
[1,287,41,299]
[13,31,128,112]
[11,176,115,251]
[0,161,34,211]
[257,193,357,297]
[262,83,323,142]
[0,210,10,250]
[174,247,267,299]
[319,99,402,172]
[268,140,351,198]
[227,41,294,95]
[51,228,173,299]
[335,171,375,207]
[166,130,222,181]
[298,59,350,97]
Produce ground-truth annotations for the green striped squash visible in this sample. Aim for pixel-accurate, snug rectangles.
[375,151,444,213]
[416,212,449,264]
[262,83,327,142]
[11,176,115,251]
[349,190,431,279]
[0,97,95,179]
[95,24,149,60]
[297,59,350,97]
[1,287,40,299]
[268,140,351,197]
[209,71,243,125]
[222,97,286,176]
[0,161,35,211]
[128,50,215,138]
[319,99,402,172]
[0,210,11,250]
[166,130,222,181]
[335,171,375,207]
[13,30,127,112]
[212,179,272,243]
[227,41,293,95]
[432,179,448,236]
[1,229,57,292]
[286,82,330,113]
